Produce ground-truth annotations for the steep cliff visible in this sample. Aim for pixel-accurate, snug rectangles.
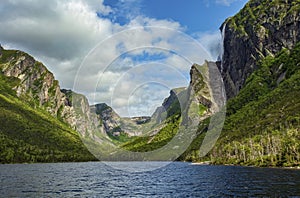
[211,42,300,167]
[61,89,102,137]
[178,1,300,166]
[0,48,97,163]
[0,49,65,115]
[92,103,122,136]
[150,62,217,127]
[193,0,300,167]
[0,47,100,137]
[221,0,300,98]
[123,62,219,153]
[151,87,187,124]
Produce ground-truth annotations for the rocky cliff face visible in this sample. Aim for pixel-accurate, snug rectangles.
[92,103,152,136]
[221,0,300,98]
[0,48,100,137]
[183,62,223,124]
[151,87,187,124]
[189,64,213,109]
[0,50,65,115]
[151,62,221,128]
[0,45,3,56]
[92,103,122,136]
[61,89,103,137]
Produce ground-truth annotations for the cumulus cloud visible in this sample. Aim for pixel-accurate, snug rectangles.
[195,31,222,61]
[203,0,241,7]
[0,0,119,88]
[0,0,113,59]
[0,0,212,116]
[215,0,240,6]
[107,0,143,22]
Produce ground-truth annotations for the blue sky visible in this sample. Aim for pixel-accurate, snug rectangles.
[0,0,248,116]
[103,0,248,33]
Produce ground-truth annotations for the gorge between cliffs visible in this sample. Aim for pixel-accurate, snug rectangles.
[0,0,299,169]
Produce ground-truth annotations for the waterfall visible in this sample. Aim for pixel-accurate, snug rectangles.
[220,22,226,73]
[220,22,227,103]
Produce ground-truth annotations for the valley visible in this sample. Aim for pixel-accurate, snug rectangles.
[0,0,299,168]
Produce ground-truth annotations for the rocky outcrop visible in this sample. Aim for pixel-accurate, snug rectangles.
[220,0,300,98]
[0,45,3,56]
[0,47,101,137]
[182,62,222,126]
[0,50,65,115]
[189,64,212,109]
[151,62,222,128]
[92,103,122,136]
[61,89,103,137]
[92,103,152,136]
[151,87,187,124]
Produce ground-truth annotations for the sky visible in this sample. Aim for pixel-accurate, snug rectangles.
[0,0,248,117]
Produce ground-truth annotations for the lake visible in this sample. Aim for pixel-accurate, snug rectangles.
[0,162,300,197]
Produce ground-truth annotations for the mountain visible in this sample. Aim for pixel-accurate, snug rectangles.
[220,0,300,99]
[151,87,186,125]
[92,103,122,136]
[0,46,103,136]
[0,46,101,163]
[123,0,300,167]
[89,0,300,167]
[122,62,224,157]
[179,0,300,167]
[1,0,299,167]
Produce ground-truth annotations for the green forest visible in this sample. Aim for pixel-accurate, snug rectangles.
[0,50,96,163]
[183,43,300,167]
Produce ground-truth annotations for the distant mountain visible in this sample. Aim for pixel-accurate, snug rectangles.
[1,0,299,167]
[123,62,224,157]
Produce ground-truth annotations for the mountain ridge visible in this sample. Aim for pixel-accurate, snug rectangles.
[180,0,300,167]
[0,0,299,166]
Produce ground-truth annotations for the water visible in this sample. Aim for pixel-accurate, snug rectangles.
[0,162,300,197]
[220,22,227,73]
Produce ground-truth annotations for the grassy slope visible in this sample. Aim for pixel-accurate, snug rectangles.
[0,50,96,163]
[183,43,300,167]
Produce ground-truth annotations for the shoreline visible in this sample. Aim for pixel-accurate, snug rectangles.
[1,161,300,170]
[189,161,300,170]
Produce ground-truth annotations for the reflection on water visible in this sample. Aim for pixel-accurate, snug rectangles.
[0,162,300,197]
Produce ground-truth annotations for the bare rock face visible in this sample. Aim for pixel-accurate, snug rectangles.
[152,62,220,127]
[61,89,102,137]
[93,103,122,136]
[0,50,65,115]
[0,48,100,136]
[189,63,212,109]
[0,45,3,56]
[151,87,187,124]
[92,103,153,137]
[220,0,300,98]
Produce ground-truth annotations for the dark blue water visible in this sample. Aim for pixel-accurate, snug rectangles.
[0,162,300,197]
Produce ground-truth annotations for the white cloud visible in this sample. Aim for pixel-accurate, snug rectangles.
[91,60,189,116]
[0,0,212,116]
[215,0,240,6]
[0,0,113,59]
[0,0,119,87]
[203,0,240,7]
[115,0,143,20]
[195,31,222,61]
